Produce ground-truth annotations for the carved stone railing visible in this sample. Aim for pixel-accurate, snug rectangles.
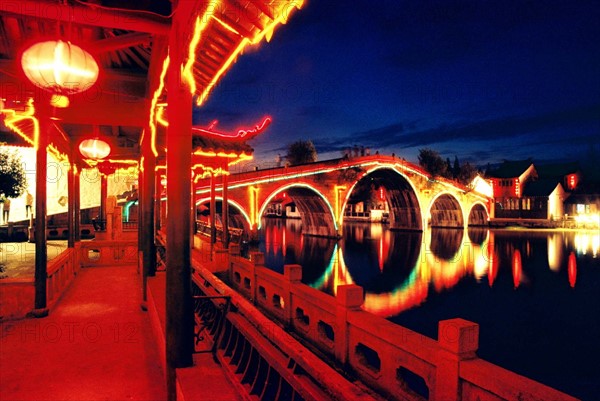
[225,251,579,401]
[79,240,137,267]
[46,246,80,308]
[191,259,378,401]
[0,245,80,320]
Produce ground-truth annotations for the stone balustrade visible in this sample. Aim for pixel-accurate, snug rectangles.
[79,240,137,267]
[226,250,579,401]
[46,246,80,308]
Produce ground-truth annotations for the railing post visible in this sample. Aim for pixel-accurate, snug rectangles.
[434,318,479,401]
[250,252,264,303]
[283,264,302,326]
[229,243,240,257]
[335,284,363,365]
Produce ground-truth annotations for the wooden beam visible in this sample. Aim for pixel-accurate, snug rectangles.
[91,32,152,53]
[53,97,147,126]
[0,60,149,102]
[0,0,170,35]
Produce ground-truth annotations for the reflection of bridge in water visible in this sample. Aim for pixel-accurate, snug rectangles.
[192,155,492,239]
[260,220,494,317]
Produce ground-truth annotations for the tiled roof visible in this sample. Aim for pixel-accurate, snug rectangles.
[488,159,533,178]
[536,162,580,178]
[192,134,254,156]
[523,179,561,197]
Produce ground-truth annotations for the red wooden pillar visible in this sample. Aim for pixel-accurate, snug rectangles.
[210,172,217,244]
[144,156,156,274]
[155,168,162,231]
[222,167,229,248]
[67,157,75,248]
[191,172,197,242]
[100,174,107,230]
[74,167,80,242]
[165,3,195,398]
[34,113,49,315]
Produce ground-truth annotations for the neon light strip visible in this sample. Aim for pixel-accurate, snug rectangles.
[191,116,271,140]
[195,196,251,229]
[196,2,304,106]
[256,182,338,231]
[147,54,170,157]
[183,1,222,94]
[195,159,490,203]
[1,98,38,148]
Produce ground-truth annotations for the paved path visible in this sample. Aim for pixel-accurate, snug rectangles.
[0,264,167,400]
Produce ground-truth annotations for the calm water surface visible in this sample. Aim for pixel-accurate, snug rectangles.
[257,218,600,400]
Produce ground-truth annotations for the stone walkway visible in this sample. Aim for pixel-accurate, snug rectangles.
[0,264,167,400]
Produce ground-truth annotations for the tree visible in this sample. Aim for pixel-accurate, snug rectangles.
[453,156,460,178]
[0,148,28,199]
[285,140,317,166]
[457,162,478,185]
[418,148,448,178]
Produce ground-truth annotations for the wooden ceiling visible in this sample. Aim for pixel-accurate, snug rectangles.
[0,0,303,163]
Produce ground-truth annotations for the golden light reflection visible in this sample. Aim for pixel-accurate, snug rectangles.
[313,227,493,318]
[574,232,599,257]
[547,233,563,272]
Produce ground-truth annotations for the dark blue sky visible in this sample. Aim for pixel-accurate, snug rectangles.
[195,0,600,166]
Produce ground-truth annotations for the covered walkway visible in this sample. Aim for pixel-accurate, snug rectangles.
[0,264,166,400]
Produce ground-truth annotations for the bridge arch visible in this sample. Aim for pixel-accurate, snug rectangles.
[467,202,489,226]
[428,193,464,228]
[258,182,338,238]
[343,166,423,231]
[196,197,252,232]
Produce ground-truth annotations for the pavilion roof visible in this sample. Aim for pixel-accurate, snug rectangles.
[1,0,303,164]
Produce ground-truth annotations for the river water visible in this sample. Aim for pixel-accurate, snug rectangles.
[256,218,600,400]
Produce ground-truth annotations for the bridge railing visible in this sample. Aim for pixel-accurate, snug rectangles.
[226,251,578,401]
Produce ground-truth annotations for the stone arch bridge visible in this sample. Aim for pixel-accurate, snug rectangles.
[194,155,491,238]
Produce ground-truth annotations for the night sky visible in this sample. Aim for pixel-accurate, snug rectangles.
[194,1,600,167]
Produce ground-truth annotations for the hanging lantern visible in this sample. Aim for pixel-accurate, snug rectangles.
[79,138,111,160]
[21,40,99,95]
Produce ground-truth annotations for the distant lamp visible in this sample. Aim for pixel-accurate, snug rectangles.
[79,138,110,160]
[21,40,99,95]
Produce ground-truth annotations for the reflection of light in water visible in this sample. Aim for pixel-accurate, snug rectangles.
[307,226,492,317]
[370,223,383,239]
[473,241,490,280]
[363,228,491,317]
[487,232,498,287]
[308,244,354,294]
[568,252,577,288]
[574,233,599,257]
[379,236,384,271]
[282,227,286,257]
[513,249,522,289]
[547,233,563,271]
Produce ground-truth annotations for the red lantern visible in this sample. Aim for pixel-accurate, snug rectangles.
[21,40,99,95]
[79,139,111,160]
